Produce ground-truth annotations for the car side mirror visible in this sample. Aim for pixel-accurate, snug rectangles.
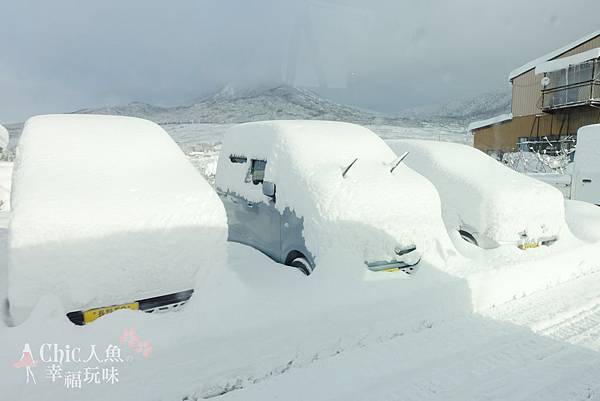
[262,181,276,198]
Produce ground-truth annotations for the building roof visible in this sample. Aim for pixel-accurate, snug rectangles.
[509,31,600,81]
[468,113,513,132]
[535,47,600,75]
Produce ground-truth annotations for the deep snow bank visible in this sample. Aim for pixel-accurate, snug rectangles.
[8,115,227,324]
[216,121,453,268]
[387,140,566,243]
[4,238,600,400]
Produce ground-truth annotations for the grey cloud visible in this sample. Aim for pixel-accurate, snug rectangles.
[1,0,599,122]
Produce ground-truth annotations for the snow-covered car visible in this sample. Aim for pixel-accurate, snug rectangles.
[0,123,9,155]
[215,120,448,275]
[387,139,565,250]
[0,124,12,215]
[8,115,227,325]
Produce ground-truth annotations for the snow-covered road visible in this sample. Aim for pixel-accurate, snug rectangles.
[4,241,600,401]
[486,269,600,351]
[217,271,600,401]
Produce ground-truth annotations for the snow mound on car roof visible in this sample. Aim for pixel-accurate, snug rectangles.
[387,139,566,243]
[216,121,453,270]
[9,114,227,324]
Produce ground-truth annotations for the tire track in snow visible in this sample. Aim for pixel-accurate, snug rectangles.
[214,313,600,401]
[213,272,600,401]
[484,270,600,351]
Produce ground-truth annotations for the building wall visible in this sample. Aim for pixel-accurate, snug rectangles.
[511,35,600,117]
[474,108,600,152]
[511,69,542,117]
[561,35,600,57]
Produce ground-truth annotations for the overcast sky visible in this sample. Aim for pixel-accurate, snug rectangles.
[1,0,600,123]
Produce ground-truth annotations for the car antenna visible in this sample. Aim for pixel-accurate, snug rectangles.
[390,152,409,174]
[342,158,358,178]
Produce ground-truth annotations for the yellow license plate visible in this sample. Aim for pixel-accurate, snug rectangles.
[83,302,139,324]
[519,242,540,250]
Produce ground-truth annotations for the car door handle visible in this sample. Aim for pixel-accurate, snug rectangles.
[583,179,592,183]
[246,201,255,208]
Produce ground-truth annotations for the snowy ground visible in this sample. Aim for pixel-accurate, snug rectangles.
[3,237,600,401]
[3,123,600,401]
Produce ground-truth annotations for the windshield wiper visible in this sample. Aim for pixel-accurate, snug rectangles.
[342,158,358,178]
[390,151,409,174]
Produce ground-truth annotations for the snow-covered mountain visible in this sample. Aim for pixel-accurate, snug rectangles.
[399,89,512,123]
[76,101,170,120]
[75,84,511,128]
[76,84,410,126]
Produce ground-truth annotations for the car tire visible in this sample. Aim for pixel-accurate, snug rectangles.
[290,257,312,276]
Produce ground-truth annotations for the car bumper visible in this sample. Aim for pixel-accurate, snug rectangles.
[66,289,194,325]
[365,247,422,273]
[366,260,421,273]
[517,235,558,250]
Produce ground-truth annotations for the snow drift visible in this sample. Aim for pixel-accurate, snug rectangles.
[387,139,566,244]
[216,121,453,271]
[8,114,227,325]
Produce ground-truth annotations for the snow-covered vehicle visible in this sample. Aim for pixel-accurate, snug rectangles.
[215,120,447,274]
[0,124,12,215]
[530,124,600,205]
[8,115,227,325]
[0,124,9,155]
[387,139,565,250]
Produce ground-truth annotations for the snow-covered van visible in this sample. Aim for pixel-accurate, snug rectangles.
[387,140,565,250]
[215,121,448,274]
[570,124,600,204]
[8,115,227,325]
[532,124,600,205]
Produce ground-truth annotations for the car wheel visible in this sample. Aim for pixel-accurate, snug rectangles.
[290,257,312,276]
[459,229,478,246]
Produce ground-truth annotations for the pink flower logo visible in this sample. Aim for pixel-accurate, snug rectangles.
[119,328,152,358]
[133,340,153,358]
[119,328,139,348]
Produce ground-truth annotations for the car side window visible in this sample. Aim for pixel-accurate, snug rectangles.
[250,159,267,185]
[229,154,247,163]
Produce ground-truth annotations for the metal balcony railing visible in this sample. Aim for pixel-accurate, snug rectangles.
[542,81,600,110]
[541,59,600,111]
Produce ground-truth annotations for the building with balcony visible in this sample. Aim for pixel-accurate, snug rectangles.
[470,31,600,155]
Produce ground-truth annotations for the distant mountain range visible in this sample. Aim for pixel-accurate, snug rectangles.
[75,84,409,126]
[74,84,511,128]
[398,89,512,123]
